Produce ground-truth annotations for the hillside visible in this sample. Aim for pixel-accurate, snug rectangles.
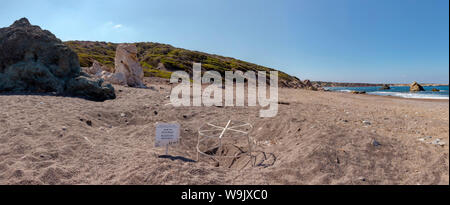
[64,41,304,88]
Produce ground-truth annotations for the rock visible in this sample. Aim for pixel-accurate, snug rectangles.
[86,120,92,126]
[0,18,115,101]
[380,84,391,90]
[84,60,103,76]
[100,71,127,85]
[431,88,440,92]
[362,120,371,125]
[278,101,290,105]
[303,79,318,91]
[114,44,145,87]
[65,75,116,101]
[372,139,381,147]
[410,82,425,92]
[82,51,136,87]
[351,91,366,94]
[431,139,445,146]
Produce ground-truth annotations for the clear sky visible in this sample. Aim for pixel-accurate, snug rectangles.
[1,0,449,84]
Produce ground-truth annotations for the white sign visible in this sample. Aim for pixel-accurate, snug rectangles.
[155,123,180,148]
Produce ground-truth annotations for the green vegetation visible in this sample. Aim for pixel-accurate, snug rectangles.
[143,68,173,79]
[65,41,116,72]
[64,41,301,84]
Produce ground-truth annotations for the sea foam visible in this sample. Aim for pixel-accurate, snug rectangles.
[368,91,449,99]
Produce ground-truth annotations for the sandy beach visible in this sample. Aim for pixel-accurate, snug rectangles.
[0,77,448,185]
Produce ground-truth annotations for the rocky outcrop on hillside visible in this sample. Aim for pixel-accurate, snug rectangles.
[0,18,115,101]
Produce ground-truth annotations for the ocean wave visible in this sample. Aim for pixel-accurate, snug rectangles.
[336,89,353,93]
[368,91,449,99]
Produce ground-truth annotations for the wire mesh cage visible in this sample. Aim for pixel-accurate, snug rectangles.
[196,120,254,165]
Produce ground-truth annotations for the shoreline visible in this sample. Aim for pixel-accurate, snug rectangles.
[332,91,450,102]
[336,91,450,103]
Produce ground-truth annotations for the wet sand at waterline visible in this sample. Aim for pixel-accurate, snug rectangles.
[0,77,448,185]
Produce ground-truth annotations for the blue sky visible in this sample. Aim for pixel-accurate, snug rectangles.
[1,0,448,84]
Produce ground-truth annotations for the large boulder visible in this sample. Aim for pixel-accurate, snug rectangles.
[66,75,116,101]
[0,18,115,101]
[114,44,144,87]
[410,82,425,92]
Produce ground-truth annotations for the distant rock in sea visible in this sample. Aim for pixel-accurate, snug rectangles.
[431,88,440,92]
[410,82,425,92]
[380,84,391,90]
[0,18,115,101]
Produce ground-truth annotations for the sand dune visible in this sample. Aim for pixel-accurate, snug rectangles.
[0,78,448,185]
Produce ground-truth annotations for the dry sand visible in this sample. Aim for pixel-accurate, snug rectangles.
[0,77,448,185]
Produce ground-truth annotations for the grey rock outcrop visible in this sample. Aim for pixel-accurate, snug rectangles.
[0,18,115,101]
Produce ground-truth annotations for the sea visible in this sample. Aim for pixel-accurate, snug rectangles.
[326,85,449,100]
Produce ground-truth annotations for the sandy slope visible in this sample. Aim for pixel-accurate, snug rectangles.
[0,78,448,185]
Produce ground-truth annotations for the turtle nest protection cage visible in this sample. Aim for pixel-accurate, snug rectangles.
[196,120,256,167]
